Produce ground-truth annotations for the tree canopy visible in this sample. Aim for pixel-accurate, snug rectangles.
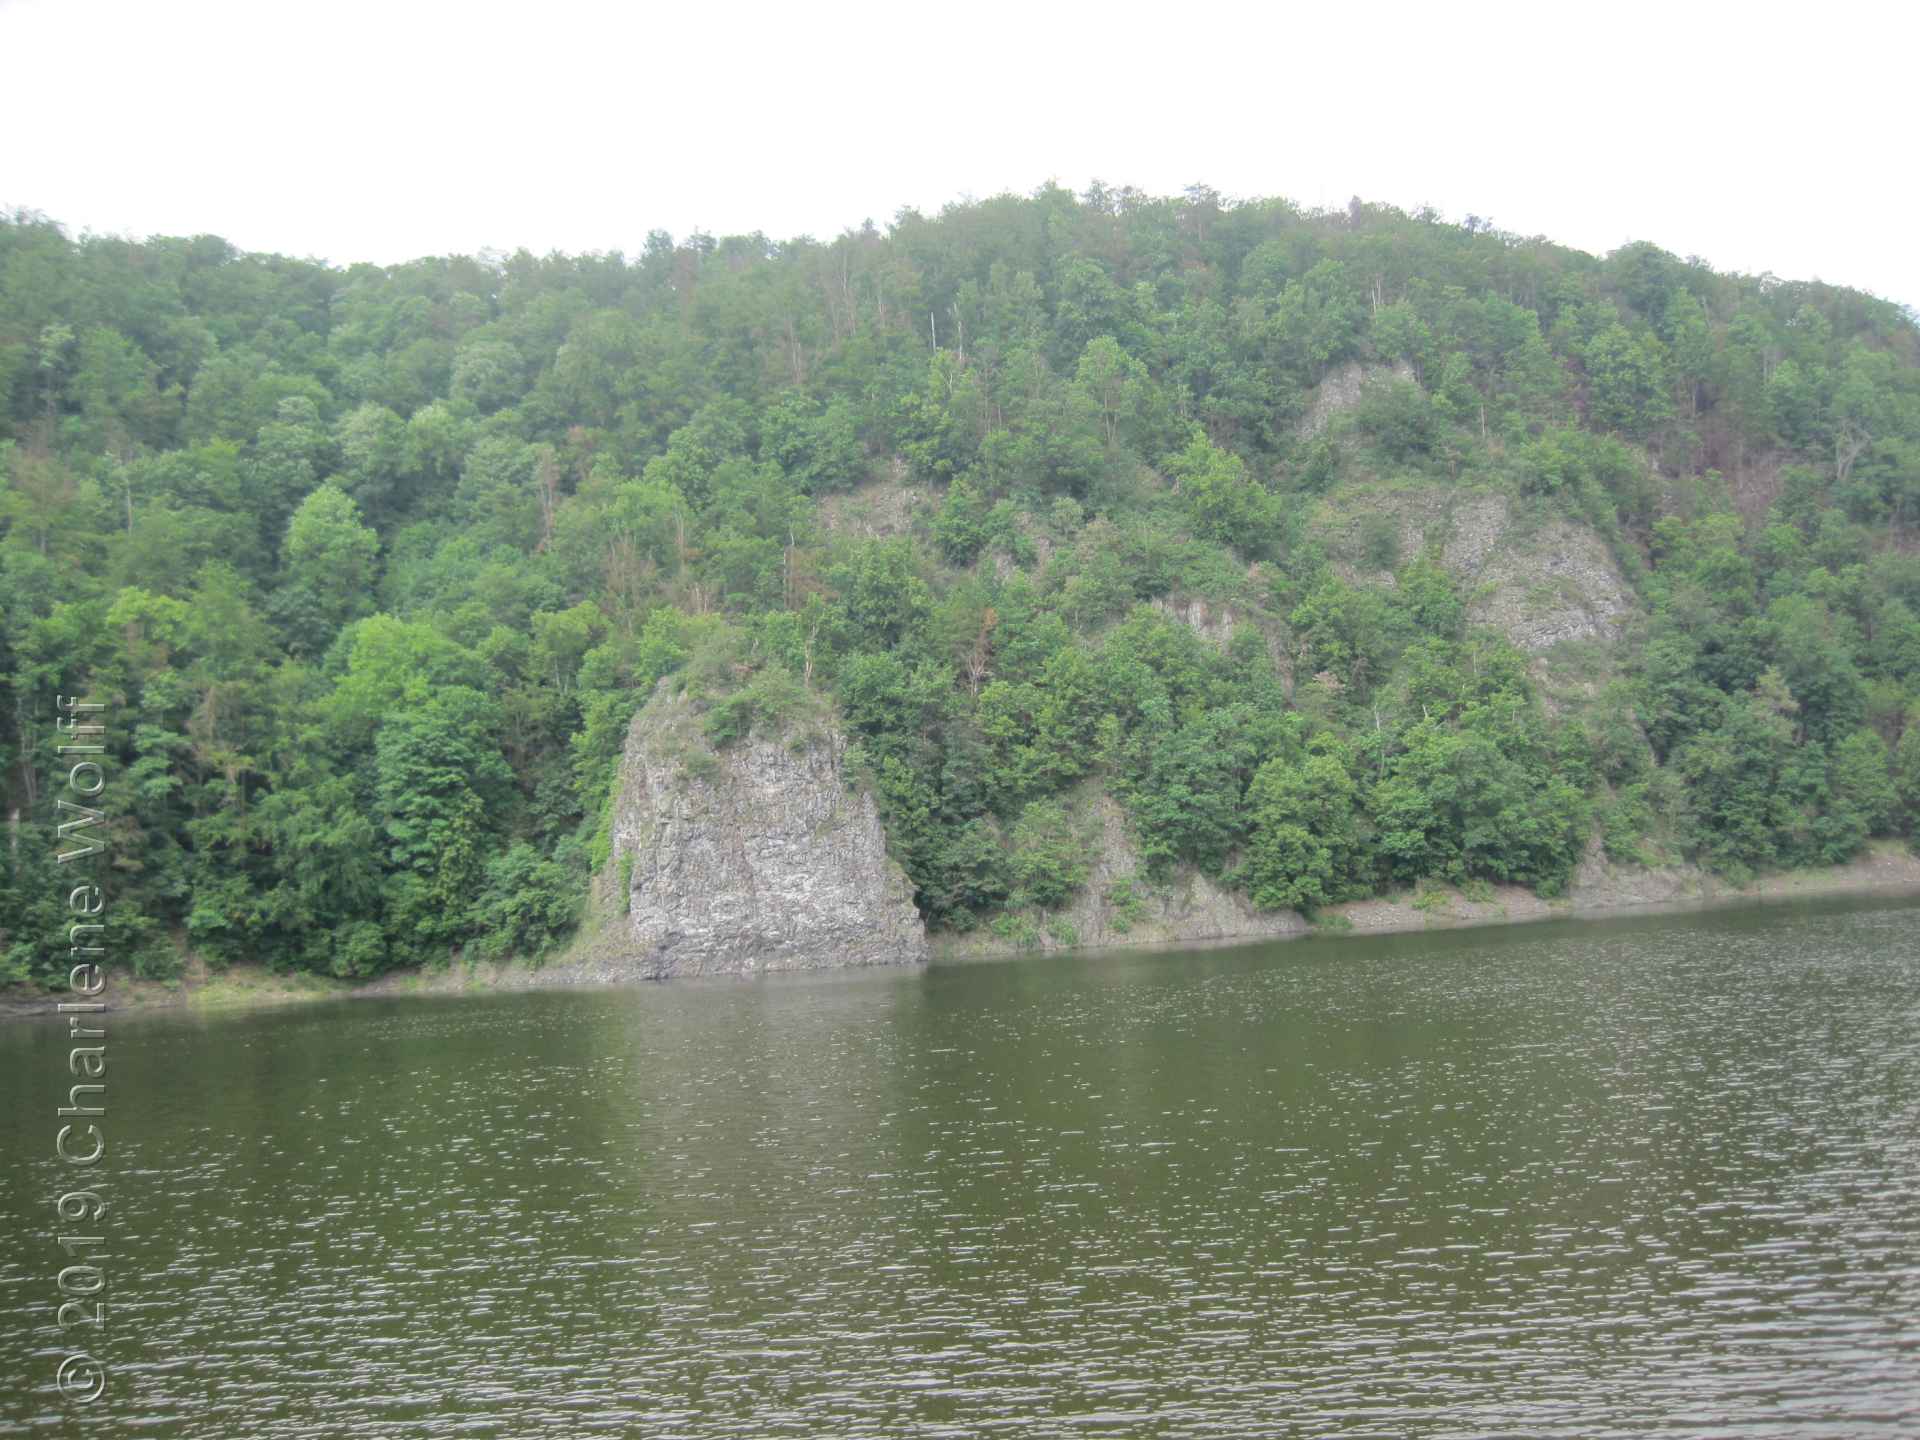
[4,185,1919,983]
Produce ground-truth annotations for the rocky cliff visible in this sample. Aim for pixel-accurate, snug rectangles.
[572,683,927,979]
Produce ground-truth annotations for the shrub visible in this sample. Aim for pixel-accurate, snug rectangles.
[471,844,580,963]
[1008,799,1090,907]
[1357,511,1401,571]
[1353,377,1438,462]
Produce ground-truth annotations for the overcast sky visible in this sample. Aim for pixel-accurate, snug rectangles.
[3,0,1913,308]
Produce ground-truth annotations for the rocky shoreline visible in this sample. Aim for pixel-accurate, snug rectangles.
[6,843,1917,1022]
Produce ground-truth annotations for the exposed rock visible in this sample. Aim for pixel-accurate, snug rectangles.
[1324,836,1704,934]
[570,683,927,980]
[1569,840,1706,909]
[1326,485,1634,654]
[1435,492,1510,576]
[989,511,1057,582]
[815,463,931,540]
[1296,359,1418,438]
[1723,450,1785,526]
[939,795,1307,956]
[1149,595,1240,648]
[1316,840,1920,941]
[1467,516,1634,652]
[1330,882,1557,933]
[1142,593,1298,696]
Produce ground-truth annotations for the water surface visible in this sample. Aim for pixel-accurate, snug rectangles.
[3,897,1918,1436]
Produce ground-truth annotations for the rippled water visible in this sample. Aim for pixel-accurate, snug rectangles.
[3,897,1919,1436]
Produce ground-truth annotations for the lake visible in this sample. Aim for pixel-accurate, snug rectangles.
[3,897,1918,1436]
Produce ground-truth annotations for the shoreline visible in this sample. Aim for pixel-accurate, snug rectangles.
[1310,839,1920,941]
[6,843,1919,1022]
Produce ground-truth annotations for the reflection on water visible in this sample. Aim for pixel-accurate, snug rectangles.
[3,897,1918,1436]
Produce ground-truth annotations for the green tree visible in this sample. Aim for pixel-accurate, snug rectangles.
[1245,745,1366,911]
[1008,799,1088,907]
[374,686,513,960]
[1584,323,1672,438]
[1165,429,1276,555]
[273,483,379,656]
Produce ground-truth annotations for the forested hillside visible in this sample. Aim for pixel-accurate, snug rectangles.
[4,187,1919,983]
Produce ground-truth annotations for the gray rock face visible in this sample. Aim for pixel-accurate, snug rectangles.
[1296,360,1419,438]
[581,686,927,979]
[1055,796,1307,951]
[938,794,1308,958]
[1328,486,1634,655]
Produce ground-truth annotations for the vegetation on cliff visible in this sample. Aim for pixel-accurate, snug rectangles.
[3,187,1918,982]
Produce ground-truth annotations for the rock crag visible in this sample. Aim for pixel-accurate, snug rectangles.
[572,684,927,980]
[1324,484,1634,656]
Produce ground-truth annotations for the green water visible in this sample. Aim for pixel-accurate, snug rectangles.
[4,898,1919,1436]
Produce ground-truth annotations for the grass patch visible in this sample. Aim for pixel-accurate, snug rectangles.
[185,965,353,1011]
[989,913,1044,950]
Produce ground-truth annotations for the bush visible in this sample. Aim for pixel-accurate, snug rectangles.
[933,474,994,563]
[1105,878,1147,934]
[1008,799,1090,907]
[471,844,580,963]
[702,664,813,746]
[1353,377,1438,462]
[989,912,1044,949]
[1357,512,1401,570]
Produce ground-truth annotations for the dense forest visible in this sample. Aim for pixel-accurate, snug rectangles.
[4,186,1919,983]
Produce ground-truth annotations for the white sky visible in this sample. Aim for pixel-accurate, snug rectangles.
[2,0,1914,309]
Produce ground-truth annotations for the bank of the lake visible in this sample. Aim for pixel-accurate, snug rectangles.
[937,839,1920,958]
[0,952,356,1020]
[1322,836,1920,937]
[5,841,1920,1021]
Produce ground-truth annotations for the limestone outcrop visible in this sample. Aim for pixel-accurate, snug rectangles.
[574,683,927,979]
